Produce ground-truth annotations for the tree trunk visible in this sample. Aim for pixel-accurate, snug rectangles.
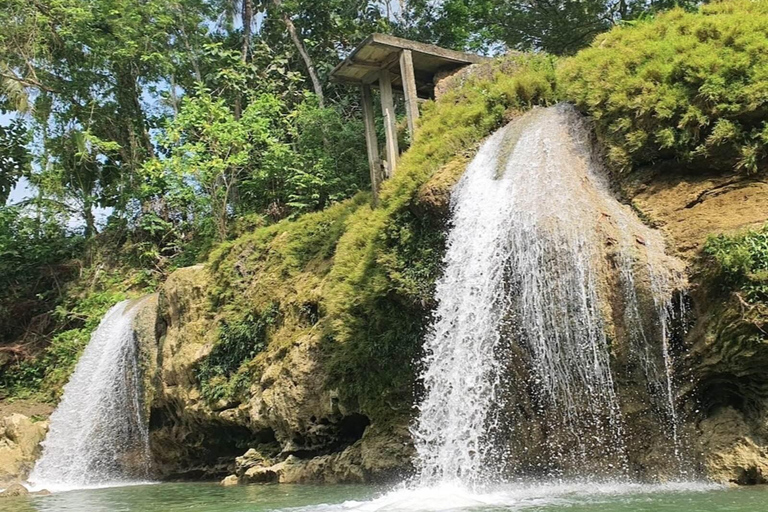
[234,0,253,120]
[241,0,253,63]
[115,64,154,163]
[272,0,325,108]
[83,201,97,238]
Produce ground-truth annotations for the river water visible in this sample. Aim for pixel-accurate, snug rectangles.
[2,481,767,512]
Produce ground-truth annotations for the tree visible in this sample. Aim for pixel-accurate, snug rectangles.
[270,0,326,107]
[0,119,30,204]
[0,0,210,233]
[399,0,699,55]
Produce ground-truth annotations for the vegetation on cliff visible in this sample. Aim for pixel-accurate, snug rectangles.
[2,1,768,428]
[705,224,768,303]
[559,0,768,173]
[202,53,556,419]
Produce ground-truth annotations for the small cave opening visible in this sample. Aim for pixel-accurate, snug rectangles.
[697,374,764,420]
[254,426,278,445]
[338,413,371,443]
[282,413,371,459]
[148,405,263,480]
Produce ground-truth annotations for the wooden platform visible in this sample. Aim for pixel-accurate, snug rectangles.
[331,34,487,204]
[330,33,487,99]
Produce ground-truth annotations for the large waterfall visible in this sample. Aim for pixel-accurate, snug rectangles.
[29,299,152,491]
[413,105,686,486]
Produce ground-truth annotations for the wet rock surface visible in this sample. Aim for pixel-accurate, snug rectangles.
[624,166,768,483]
[0,414,48,487]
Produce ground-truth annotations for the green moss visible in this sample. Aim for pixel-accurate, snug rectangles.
[195,303,279,403]
[558,0,768,173]
[201,53,557,422]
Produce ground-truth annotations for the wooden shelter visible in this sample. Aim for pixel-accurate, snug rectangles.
[330,34,487,203]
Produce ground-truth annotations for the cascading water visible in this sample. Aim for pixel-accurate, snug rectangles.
[29,298,152,491]
[413,105,687,487]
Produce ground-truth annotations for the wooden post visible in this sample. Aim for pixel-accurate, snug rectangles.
[378,68,399,177]
[361,84,382,205]
[399,49,419,139]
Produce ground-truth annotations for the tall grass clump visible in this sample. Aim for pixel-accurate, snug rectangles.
[558,0,768,173]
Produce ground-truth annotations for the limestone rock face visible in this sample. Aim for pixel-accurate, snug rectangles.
[699,407,768,484]
[623,168,768,258]
[624,167,768,483]
[141,265,246,480]
[143,264,410,483]
[0,414,49,486]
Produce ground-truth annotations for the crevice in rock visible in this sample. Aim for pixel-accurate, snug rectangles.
[683,177,767,209]
[148,403,257,480]
[281,413,371,460]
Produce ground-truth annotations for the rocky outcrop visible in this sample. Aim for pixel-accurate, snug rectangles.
[623,166,768,483]
[624,167,768,257]
[0,414,48,487]
[137,265,249,479]
[221,423,413,485]
[138,264,411,483]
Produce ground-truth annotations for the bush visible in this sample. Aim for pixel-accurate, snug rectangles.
[0,287,127,401]
[195,303,279,403]
[558,1,768,173]
[704,224,768,303]
[0,206,84,343]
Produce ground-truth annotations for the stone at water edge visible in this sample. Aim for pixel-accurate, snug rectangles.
[0,413,49,486]
[0,483,28,497]
[220,475,238,486]
[242,465,280,483]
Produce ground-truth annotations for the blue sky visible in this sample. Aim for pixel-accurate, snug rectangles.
[2,111,32,206]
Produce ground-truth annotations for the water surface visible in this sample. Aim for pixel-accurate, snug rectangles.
[2,481,767,512]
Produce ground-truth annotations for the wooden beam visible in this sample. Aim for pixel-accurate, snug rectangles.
[361,84,382,205]
[367,33,489,65]
[349,57,382,70]
[399,49,420,139]
[378,68,399,177]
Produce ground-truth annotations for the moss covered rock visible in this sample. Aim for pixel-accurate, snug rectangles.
[133,1,768,484]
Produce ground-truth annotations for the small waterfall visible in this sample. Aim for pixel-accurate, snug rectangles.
[29,298,151,490]
[413,105,686,486]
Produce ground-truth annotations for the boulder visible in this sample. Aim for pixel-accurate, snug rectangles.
[220,475,238,486]
[0,483,29,497]
[0,414,49,486]
[242,465,279,484]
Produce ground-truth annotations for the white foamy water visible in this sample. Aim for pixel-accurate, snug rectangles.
[301,481,720,512]
[28,298,152,492]
[412,105,687,486]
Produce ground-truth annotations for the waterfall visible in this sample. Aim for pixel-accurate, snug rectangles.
[29,298,152,491]
[413,105,686,486]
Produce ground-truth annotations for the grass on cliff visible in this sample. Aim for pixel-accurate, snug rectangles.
[559,0,768,173]
[200,53,557,419]
[704,224,768,303]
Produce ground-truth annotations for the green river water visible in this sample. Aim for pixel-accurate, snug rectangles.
[2,481,767,512]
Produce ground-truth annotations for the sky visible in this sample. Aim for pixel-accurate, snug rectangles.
[2,110,32,206]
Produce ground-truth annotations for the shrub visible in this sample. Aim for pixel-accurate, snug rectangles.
[704,224,768,303]
[558,1,768,173]
[195,303,279,403]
